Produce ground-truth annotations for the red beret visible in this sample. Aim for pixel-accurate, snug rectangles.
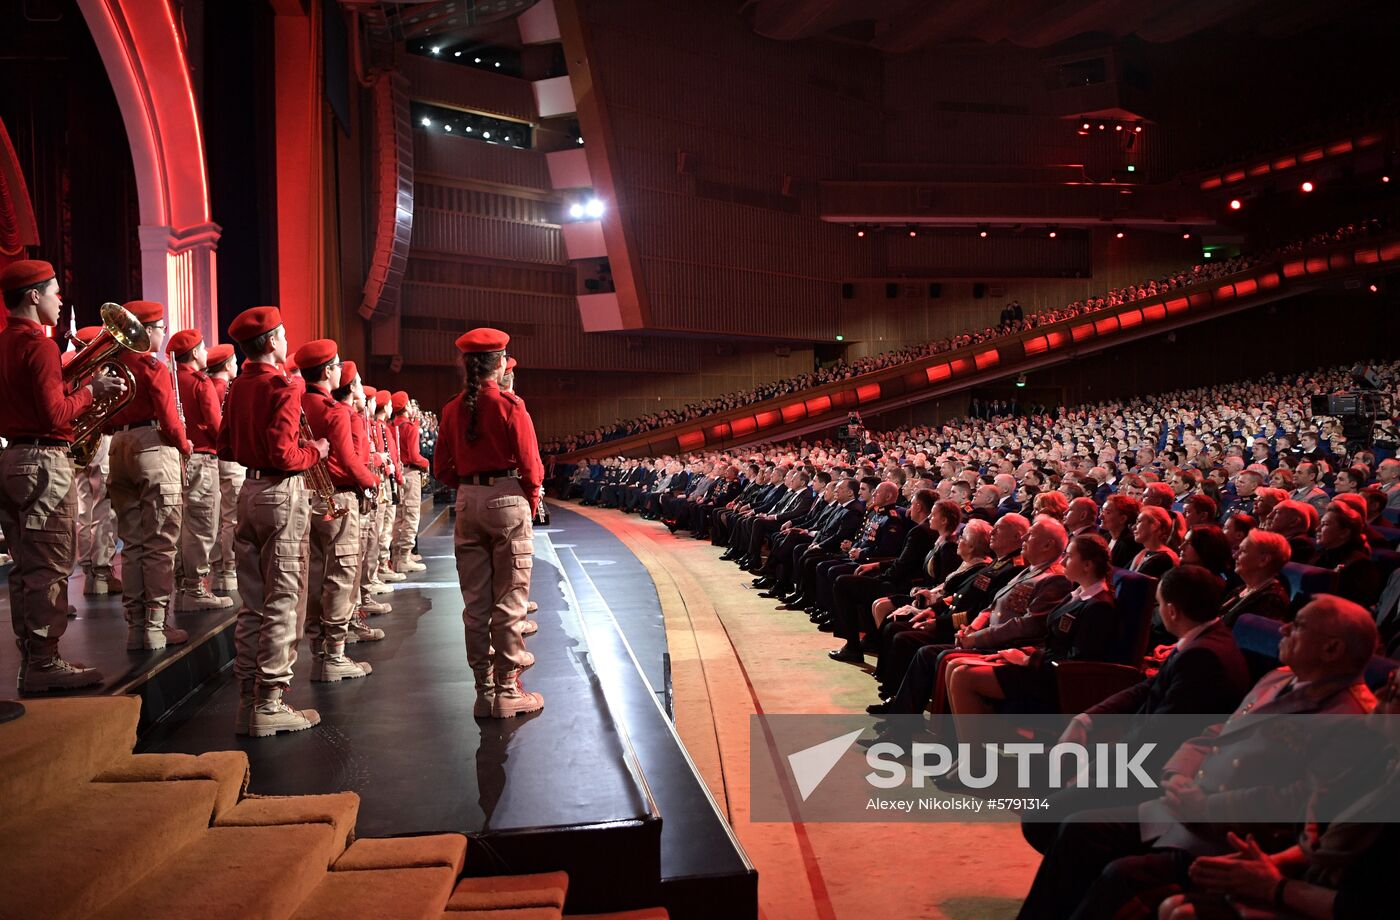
[340,360,356,383]
[455,327,509,354]
[124,300,165,324]
[166,329,203,356]
[293,338,337,370]
[0,260,56,294]
[73,325,103,345]
[228,306,282,342]
[362,385,377,399]
[206,343,235,366]
[374,390,391,406]
[505,356,518,372]
[392,390,409,411]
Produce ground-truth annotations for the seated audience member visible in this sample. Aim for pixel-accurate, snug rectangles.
[1181,525,1234,584]
[1064,497,1105,541]
[1220,530,1292,626]
[1263,499,1318,566]
[1221,511,1255,554]
[943,534,1117,748]
[827,488,940,662]
[1022,565,1252,855]
[1034,490,1068,523]
[1290,462,1331,518]
[1159,666,1400,920]
[1252,486,1288,522]
[1314,503,1382,608]
[1018,596,1381,920]
[1182,493,1218,533]
[1131,505,1180,579]
[1102,493,1144,569]
[869,517,1004,703]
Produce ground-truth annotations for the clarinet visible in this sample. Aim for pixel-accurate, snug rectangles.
[170,358,188,487]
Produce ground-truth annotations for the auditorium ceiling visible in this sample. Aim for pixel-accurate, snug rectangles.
[741,0,1366,53]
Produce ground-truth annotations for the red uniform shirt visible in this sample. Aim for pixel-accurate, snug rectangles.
[216,361,319,472]
[434,381,543,506]
[0,317,93,441]
[350,410,372,467]
[103,352,189,453]
[210,375,228,409]
[177,364,222,455]
[379,416,403,484]
[302,385,376,490]
[392,414,429,470]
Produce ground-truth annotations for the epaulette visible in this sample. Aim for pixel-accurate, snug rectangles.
[269,374,294,389]
[501,391,522,407]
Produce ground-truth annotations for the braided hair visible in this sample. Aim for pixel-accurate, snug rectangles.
[462,349,504,442]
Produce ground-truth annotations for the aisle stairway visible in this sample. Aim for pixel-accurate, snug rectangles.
[0,696,667,920]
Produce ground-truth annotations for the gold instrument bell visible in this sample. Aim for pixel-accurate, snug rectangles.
[65,302,150,467]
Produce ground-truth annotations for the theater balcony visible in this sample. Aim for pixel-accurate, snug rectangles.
[556,229,1400,462]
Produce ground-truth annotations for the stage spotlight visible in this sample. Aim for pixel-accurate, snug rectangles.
[1097,123,1105,130]
[1081,122,1090,130]
[504,136,512,143]
[454,51,462,57]
[856,230,865,238]
[494,62,501,67]
[1115,229,1125,239]
[909,229,917,237]
[474,57,482,63]
[444,124,452,132]
[978,224,988,238]
[466,126,474,132]
[1370,283,1380,293]
[1384,176,1392,184]
[482,131,491,139]
[431,46,440,54]
[1301,181,1314,192]
[584,198,606,218]
[421,117,431,127]
[1182,230,1192,239]
[1134,125,1142,133]
[1229,199,1242,210]
[577,136,584,144]
[1126,165,1136,172]
[1048,229,1057,239]
[568,203,584,219]
[1115,124,1123,132]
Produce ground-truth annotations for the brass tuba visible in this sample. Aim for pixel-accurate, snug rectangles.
[66,302,150,467]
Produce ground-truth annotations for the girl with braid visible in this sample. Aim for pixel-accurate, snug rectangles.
[434,328,545,719]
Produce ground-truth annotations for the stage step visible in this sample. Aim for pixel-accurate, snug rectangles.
[91,823,336,920]
[215,792,361,869]
[333,833,468,873]
[293,866,460,920]
[0,696,139,812]
[95,750,250,818]
[0,778,220,920]
[445,872,569,912]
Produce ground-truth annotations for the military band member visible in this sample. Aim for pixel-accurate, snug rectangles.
[168,329,232,611]
[357,385,393,602]
[205,342,243,593]
[435,327,544,719]
[69,325,120,596]
[296,341,376,680]
[218,306,328,736]
[373,389,405,583]
[390,390,428,574]
[345,372,389,636]
[103,300,191,651]
[0,260,125,690]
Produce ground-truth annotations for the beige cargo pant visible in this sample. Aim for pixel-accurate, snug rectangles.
[454,479,532,674]
[75,434,117,577]
[107,427,183,628]
[377,489,395,569]
[304,492,360,651]
[233,474,311,689]
[392,468,423,560]
[176,453,220,590]
[0,446,78,663]
[211,460,246,580]
[358,491,383,601]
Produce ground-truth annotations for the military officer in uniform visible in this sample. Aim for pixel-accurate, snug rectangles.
[218,306,328,736]
[373,389,405,584]
[205,343,243,593]
[434,327,544,719]
[168,329,232,611]
[0,260,125,690]
[68,325,121,596]
[390,390,428,574]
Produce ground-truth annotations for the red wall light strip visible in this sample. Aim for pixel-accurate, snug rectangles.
[925,364,951,383]
[1045,331,1068,350]
[804,395,832,415]
[1380,241,1400,262]
[1247,163,1271,177]
[1234,278,1257,297]
[1023,335,1048,356]
[974,350,999,370]
[1071,323,1095,342]
[1165,297,1189,315]
[730,417,757,438]
[1326,140,1353,156]
[949,358,974,376]
[1257,271,1280,289]
[1282,260,1306,278]
[1272,155,1297,170]
[1117,309,1142,329]
[1305,257,1329,274]
[1215,283,1236,301]
[855,383,880,403]
[755,410,782,429]
[1199,177,1222,190]
[707,422,731,441]
[1188,291,1213,310]
[1355,248,1381,265]
[1094,316,1119,335]
[1328,252,1352,271]
[1142,303,1166,322]
[1224,170,1246,183]
[1299,148,1325,163]
[677,431,705,451]
[780,403,807,424]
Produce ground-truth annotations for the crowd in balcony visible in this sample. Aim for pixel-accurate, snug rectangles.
[557,356,1400,918]
[542,219,1390,456]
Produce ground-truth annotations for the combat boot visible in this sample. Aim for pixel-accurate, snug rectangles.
[521,618,538,637]
[311,640,373,682]
[234,678,255,735]
[249,686,320,737]
[20,655,103,692]
[395,555,427,573]
[491,668,544,718]
[212,572,238,593]
[379,568,406,583]
[359,598,391,616]
[347,614,385,643]
[176,584,234,611]
[472,668,495,718]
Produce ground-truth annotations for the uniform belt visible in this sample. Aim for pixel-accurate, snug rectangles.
[115,420,158,431]
[248,468,303,480]
[4,437,69,448]
[462,470,517,486]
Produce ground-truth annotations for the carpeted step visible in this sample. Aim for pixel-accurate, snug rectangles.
[333,833,468,874]
[0,778,219,920]
[569,911,670,919]
[95,751,250,819]
[290,866,458,920]
[440,911,561,920]
[0,696,140,820]
[215,792,360,868]
[92,823,335,920]
[444,872,569,912]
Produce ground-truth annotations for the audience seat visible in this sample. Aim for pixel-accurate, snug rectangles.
[1281,562,1338,614]
[1374,549,1400,584]
[1231,613,1398,690]
[1050,570,1158,715]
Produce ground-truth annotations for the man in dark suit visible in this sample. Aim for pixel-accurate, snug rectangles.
[750,476,833,578]
[760,478,863,600]
[1022,565,1252,854]
[733,470,814,566]
[1019,595,1381,920]
[709,463,764,544]
[680,464,743,538]
[719,467,788,558]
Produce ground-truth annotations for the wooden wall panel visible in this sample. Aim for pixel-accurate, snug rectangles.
[402,55,537,123]
[414,133,551,191]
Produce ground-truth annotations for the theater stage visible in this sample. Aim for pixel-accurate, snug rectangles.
[0,503,754,919]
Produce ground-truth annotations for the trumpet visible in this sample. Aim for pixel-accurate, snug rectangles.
[299,410,349,520]
[67,303,150,467]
